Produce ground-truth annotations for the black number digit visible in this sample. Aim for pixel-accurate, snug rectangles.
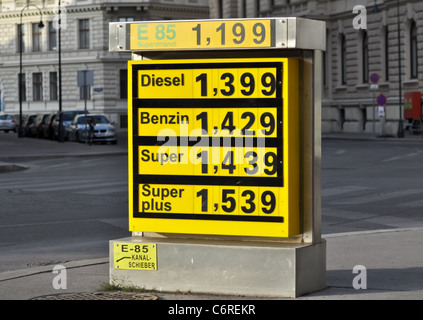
[195,73,207,97]
[261,191,276,214]
[253,23,266,44]
[221,112,235,133]
[216,23,226,45]
[220,73,235,96]
[241,112,255,135]
[261,72,276,96]
[264,152,277,175]
[241,190,255,214]
[192,24,201,45]
[221,189,236,213]
[197,150,208,174]
[240,72,255,96]
[196,111,208,133]
[196,188,208,212]
[260,112,275,136]
[222,150,236,174]
[244,151,258,175]
[232,23,245,44]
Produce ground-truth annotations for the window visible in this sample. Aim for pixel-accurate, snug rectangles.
[19,73,26,102]
[18,24,25,53]
[362,31,369,83]
[242,0,247,18]
[32,23,42,52]
[50,72,58,101]
[410,21,418,79]
[119,17,134,22]
[341,34,347,85]
[78,19,90,49]
[120,69,127,99]
[218,0,223,18]
[33,73,43,101]
[385,28,389,81]
[48,22,57,51]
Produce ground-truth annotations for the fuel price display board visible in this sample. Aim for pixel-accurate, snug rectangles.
[130,19,273,50]
[128,58,300,238]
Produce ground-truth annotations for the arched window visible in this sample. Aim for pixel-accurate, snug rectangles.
[410,21,418,79]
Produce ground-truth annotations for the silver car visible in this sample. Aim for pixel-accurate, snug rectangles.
[0,114,17,133]
[67,114,117,144]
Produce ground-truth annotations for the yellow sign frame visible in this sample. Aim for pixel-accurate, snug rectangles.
[128,58,300,238]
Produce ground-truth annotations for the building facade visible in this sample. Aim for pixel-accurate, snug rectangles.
[210,0,423,135]
[0,0,209,127]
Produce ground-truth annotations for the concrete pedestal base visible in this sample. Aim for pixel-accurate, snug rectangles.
[109,236,326,298]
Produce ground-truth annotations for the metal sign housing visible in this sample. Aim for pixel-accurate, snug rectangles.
[110,17,326,52]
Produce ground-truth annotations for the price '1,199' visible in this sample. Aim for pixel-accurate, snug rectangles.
[192,22,267,47]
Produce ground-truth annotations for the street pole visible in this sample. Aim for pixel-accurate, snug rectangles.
[58,0,64,142]
[397,0,404,138]
[373,89,376,135]
[18,19,23,138]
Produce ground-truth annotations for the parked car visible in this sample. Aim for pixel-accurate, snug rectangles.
[41,113,56,140]
[67,114,117,144]
[28,113,50,138]
[23,114,37,137]
[52,110,87,140]
[0,114,17,133]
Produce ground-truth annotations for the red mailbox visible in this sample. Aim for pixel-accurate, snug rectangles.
[404,92,422,120]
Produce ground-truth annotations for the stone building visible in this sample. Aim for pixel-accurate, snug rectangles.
[0,0,209,127]
[209,0,423,136]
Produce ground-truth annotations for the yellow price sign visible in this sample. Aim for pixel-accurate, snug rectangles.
[138,184,282,218]
[136,67,277,99]
[138,107,278,138]
[130,20,272,50]
[137,146,280,178]
[128,58,301,238]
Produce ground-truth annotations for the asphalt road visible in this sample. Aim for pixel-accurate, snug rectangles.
[0,135,422,278]
[321,139,423,235]
[0,154,130,273]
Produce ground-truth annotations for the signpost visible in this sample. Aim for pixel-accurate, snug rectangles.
[370,73,379,135]
[109,17,326,298]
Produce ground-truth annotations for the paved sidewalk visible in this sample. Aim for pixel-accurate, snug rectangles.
[0,131,422,300]
[1,227,422,300]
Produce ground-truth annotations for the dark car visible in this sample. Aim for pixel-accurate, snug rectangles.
[41,113,56,140]
[52,110,88,140]
[23,114,37,137]
[29,113,50,138]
